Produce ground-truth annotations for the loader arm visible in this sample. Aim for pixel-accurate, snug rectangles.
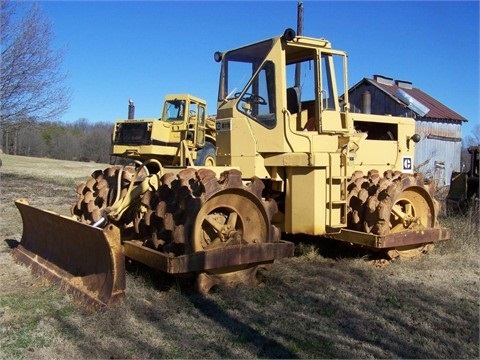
[103,171,162,223]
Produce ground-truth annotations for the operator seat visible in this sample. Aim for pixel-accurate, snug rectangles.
[286,87,300,114]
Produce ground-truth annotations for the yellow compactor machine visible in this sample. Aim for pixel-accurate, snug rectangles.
[14,29,450,307]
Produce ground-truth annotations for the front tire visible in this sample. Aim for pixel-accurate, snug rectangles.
[195,142,216,166]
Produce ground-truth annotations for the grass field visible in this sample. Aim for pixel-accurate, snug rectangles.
[0,154,478,359]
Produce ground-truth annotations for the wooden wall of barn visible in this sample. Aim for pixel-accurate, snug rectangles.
[414,120,462,186]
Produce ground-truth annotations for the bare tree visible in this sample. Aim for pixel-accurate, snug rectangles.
[464,123,479,147]
[81,122,112,163]
[50,130,82,160]
[16,122,48,157]
[1,0,71,153]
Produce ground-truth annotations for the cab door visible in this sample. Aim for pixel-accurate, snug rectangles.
[318,51,348,132]
[194,102,206,147]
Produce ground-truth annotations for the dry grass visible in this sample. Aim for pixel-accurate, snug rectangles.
[0,154,479,359]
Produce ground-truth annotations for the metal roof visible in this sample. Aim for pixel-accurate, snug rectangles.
[350,76,467,122]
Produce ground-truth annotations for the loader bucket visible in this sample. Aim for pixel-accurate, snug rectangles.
[13,200,126,308]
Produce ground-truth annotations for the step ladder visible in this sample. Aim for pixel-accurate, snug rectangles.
[327,151,348,230]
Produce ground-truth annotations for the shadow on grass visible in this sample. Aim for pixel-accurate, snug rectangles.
[187,291,298,358]
[122,258,298,357]
[4,238,20,249]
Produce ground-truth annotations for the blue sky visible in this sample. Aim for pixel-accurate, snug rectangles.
[36,0,479,138]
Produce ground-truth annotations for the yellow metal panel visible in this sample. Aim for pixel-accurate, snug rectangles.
[311,152,330,166]
[310,134,341,154]
[113,144,177,157]
[285,167,327,235]
[321,110,346,132]
[354,140,399,168]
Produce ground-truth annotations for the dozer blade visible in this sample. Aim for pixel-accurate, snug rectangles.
[13,200,125,308]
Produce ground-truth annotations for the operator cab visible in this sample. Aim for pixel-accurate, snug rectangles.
[161,95,207,147]
[215,28,348,134]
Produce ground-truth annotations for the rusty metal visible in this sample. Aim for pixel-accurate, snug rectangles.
[326,227,450,249]
[123,239,293,274]
[13,200,126,308]
[446,145,479,214]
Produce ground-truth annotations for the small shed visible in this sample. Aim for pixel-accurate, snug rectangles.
[347,75,467,186]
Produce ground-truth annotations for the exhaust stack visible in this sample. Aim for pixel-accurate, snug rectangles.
[362,90,371,114]
[128,99,135,119]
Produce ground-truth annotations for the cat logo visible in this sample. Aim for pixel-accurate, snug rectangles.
[216,120,231,132]
[402,156,413,173]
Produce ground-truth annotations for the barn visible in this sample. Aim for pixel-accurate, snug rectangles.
[347,75,467,186]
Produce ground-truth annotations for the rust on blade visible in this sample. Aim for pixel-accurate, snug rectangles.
[13,200,126,308]
[123,239,294,274]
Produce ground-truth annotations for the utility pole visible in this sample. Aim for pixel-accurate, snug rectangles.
[295,1,304,89]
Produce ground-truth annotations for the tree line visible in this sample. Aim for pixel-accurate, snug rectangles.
[0,119,113,163]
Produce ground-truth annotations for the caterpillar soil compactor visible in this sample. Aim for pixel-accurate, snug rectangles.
[13,29,450,307]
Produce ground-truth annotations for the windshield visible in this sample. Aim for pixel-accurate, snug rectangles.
[218,39,277,128]
[218,39,274,101]
[164,99,186,121]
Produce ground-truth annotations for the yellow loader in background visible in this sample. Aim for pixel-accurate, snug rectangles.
[112,94,217,167]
